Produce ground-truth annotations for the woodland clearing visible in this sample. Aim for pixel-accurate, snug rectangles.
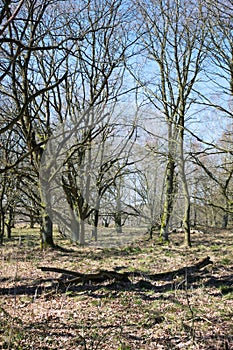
[0,227,232,350]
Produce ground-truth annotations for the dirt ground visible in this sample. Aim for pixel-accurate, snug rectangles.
[0,227,232,349]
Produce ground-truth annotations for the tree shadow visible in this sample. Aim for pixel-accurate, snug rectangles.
[204,274,233,293]
[0,277,58,297]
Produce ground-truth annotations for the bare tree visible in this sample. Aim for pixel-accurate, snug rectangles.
[0,1,87,247]
[0,126,23,243]
[37,0,137,246]
[186,0,233,229]
[131,0,208,246]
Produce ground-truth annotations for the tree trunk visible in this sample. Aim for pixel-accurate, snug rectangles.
[115,211,122,233]
[115,192,123,234]
[6,206,14,239]
[178,120,191,247]
[6,223,12,239]
[179,158,191,246]
[79,219,85,245]
[0,209,5,245]
[38,168,55,249]
[40,211,54,249]
[160,157,176,242]
[222,212,228,229]
[103,216,110,227]
[183,199,191,247]
[222,196,230,229]
[92,195,101,241]
[70,210,80,243]
[30,211,35,228]
[193,206,197,228]
[92,208,99,241]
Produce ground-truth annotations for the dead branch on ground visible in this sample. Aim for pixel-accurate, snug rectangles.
[38,256,213,285]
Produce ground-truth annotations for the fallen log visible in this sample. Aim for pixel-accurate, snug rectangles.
[38,267,130,284]
[147,256,213,281]
[38,256,213,285]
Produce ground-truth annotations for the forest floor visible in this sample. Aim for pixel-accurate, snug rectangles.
[0,227,232,349]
